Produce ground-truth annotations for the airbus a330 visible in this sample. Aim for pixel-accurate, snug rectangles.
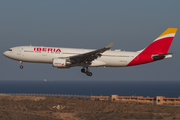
[3,28,177,76]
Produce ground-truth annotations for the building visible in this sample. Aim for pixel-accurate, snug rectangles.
[91,95,180,105]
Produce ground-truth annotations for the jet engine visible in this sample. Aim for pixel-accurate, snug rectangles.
[52,58,70,68]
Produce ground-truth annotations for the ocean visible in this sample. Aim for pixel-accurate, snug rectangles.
[0,80,179,98]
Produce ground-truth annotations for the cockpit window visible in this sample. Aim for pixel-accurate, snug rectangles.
[8,49,12,51]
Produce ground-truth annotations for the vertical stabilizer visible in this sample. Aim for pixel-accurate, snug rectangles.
[127,28,177,66]
[142,28,177,54]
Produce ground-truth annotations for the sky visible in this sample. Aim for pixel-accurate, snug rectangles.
[1,0,180,81]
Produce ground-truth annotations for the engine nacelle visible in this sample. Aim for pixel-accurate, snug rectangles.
[52,58,69,68]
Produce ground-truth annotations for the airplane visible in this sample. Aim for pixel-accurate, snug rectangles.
[3,28,177,76]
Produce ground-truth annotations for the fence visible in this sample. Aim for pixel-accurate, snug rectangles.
[0,93,91,99]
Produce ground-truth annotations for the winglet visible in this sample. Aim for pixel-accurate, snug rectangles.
[105,42,113,49]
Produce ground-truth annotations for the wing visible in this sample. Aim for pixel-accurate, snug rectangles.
[69,43,113,65]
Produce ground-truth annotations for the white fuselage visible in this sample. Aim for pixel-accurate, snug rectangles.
[3,28,177,76]
[3,46,139,67]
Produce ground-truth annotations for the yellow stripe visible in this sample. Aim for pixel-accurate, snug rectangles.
[157,28,178,39]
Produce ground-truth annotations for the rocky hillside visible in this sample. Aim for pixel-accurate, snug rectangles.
[0,95,179,120]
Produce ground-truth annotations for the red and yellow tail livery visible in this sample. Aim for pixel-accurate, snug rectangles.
[128,28,177,66]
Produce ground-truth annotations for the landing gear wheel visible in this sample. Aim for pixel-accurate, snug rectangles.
[19,61,23,69]
[20,65,23,69]
[86,71,92,76]
[81,68,85,73]
[88,72,92,76]
[81,67,93,76]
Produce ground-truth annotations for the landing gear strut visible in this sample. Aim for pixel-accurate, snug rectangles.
[19,61,23,69]
[81,67,92,76]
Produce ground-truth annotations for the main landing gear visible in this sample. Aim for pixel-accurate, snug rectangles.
[19,61,23,69]
[81,67,92,76]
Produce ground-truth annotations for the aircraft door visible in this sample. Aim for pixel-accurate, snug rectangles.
[134,53,139,61]
[42,51,47,56]
[135,56,139,60]
[17,48,22,55]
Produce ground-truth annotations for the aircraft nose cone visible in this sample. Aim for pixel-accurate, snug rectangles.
[3,51,7,57]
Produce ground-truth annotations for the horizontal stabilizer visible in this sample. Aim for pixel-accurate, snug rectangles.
[152,53,173,60]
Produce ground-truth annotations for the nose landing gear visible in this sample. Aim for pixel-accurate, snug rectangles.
[81,67,92,76]
[19,61,23,69]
